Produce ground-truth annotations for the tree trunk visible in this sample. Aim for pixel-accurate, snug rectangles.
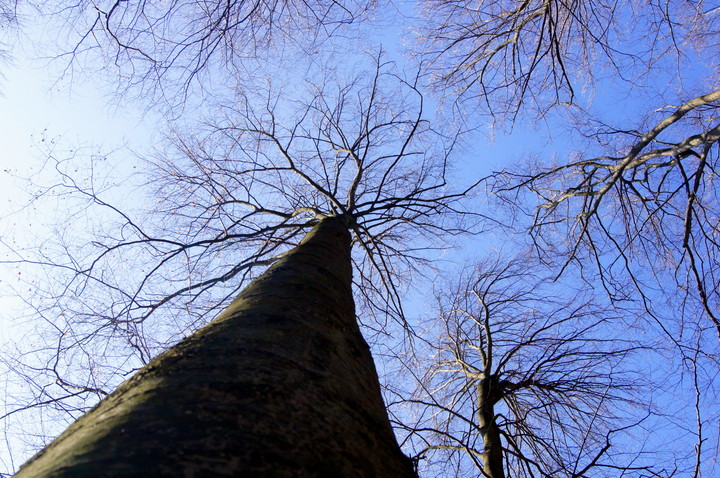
[16,217,416,477]
[478,377,505,478]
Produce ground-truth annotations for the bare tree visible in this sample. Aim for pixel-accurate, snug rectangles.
[0,55,478,474]
[493,89,720,339]
[413,0,719,121]
[4,0,719,474]
[0,0,18,68]
[408,4,720,474]
[14,216,417,477]
[42,0,374,108]
[393,256,657,477]
[483,91,720,476]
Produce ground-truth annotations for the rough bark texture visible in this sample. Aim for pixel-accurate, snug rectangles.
[478,377,505,478]
[16,217,416,478]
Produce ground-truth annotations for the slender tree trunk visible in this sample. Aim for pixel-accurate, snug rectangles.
[478,378,505,478]
[16,217,416,477]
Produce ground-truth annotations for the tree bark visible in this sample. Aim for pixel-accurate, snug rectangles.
[478,377,505,478]
[16,216,416,477]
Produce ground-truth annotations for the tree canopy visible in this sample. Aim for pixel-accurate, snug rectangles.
[1,0,719,476]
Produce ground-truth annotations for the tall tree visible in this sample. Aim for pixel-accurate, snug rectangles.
[15,215,416,477]
[4,0,720,475]
[410,6,720,470]
[392,257,653,477]
[487,90,720,475]
[0,56,477,474]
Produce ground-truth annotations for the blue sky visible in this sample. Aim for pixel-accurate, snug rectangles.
[0,45,152,338]
[0,2,718,476]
